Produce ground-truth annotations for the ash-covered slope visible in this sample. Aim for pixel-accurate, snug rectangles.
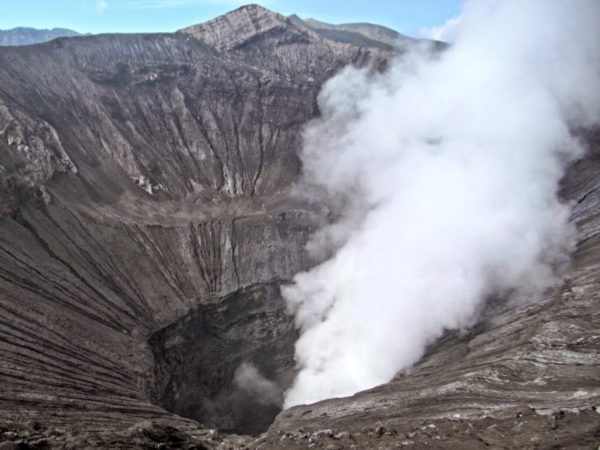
[0,4,392,447]
[0,4,598,449]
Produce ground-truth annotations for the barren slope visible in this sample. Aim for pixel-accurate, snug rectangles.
[0,5,391,448]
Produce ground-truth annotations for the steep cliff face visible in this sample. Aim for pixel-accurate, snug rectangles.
[0,4,598,450]
[150,282,298,436]
[0,5,393,448]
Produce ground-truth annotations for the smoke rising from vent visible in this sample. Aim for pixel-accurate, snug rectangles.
[283,0,600,407]
[233,362,283,407]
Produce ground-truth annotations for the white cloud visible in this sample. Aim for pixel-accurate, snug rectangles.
[96,0,108,11]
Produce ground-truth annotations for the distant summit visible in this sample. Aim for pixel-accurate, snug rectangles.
[289,15,412,50]
[0,27,80,46]
[180,4,296,52]
[178,4,395,77]
[180,4,440,54]
[2,6,430,50]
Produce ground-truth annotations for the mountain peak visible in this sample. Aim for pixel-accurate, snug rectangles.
[234,3,274,14]
[180,3,292,51]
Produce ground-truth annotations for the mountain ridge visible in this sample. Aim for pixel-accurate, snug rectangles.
[0,4,422,52]
[0,26,80,46]
[180,4,405,52]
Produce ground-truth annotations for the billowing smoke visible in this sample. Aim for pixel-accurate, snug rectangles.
[233,362,283,406]
[283,0,600,407]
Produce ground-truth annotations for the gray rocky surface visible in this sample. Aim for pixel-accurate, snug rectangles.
[0,4,598,449]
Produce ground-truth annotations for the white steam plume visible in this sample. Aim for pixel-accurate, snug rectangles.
[283,0,600,407]
[419,15,462,43]
[233,362,283,406]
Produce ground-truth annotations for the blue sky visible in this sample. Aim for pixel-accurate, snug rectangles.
[0,0,461,37]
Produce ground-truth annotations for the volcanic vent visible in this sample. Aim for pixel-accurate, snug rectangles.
[149,282,297,435]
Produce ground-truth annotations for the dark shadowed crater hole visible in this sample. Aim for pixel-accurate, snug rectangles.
[148,281,298,435]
